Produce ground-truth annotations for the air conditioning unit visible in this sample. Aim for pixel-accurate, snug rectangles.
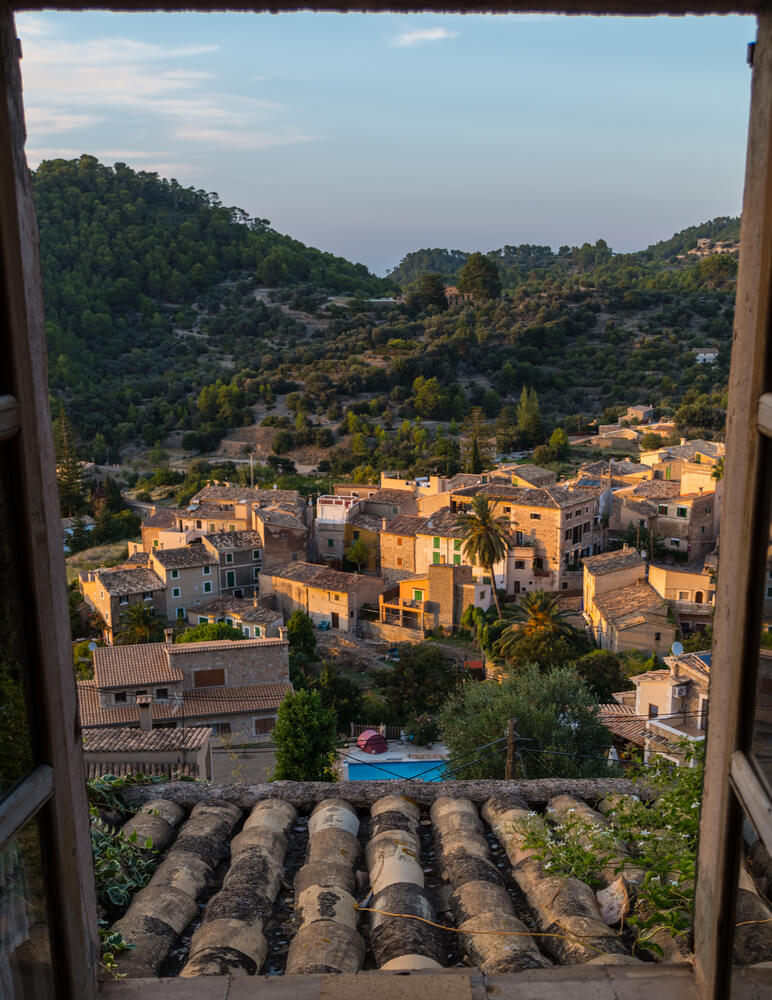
[674,684,688,698]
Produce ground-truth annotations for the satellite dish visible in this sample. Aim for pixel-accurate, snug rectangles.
[640,549,647,560]
[671,641,684,657]
[88,642,97,652]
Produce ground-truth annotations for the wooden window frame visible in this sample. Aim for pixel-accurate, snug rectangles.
[2,3,771,1000]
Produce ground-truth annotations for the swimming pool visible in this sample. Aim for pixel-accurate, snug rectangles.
[345,759,447,781]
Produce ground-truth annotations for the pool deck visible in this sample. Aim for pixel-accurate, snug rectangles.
[338,739,449,779]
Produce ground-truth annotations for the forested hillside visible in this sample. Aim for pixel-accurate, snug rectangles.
[35,156,736,477]
[34,156,395,453]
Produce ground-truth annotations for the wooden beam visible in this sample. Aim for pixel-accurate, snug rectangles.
[0,8,99,998]
[0,765,53,849]
[694,11,772,1000]
[10,1,767,13]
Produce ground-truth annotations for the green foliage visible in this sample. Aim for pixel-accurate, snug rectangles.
[439,665,613,779]
[682,625,713,652]
[345,537,371,571]
[457,252,502,300]
[495,629,590,674]
[114,604,166,645]
[572,649,632,702]
[516,742,704,954]
[53,411,86,516]
[516,386,542,446]
[407,712,440,745]
[375,643,466,725]
[286,609,319,680]
[455,495,509,616]
[272,689,338,781]
[303,660,364,732]
[175,622,245,643]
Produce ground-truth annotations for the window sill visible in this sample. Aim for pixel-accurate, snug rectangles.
[96,963,771,1000]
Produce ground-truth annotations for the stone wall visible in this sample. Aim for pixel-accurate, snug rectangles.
[169,639,290,688]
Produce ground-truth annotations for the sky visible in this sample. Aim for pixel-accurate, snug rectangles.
[15,11,754,275]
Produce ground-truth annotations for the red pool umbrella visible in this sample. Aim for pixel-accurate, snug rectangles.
[357,729,388,755]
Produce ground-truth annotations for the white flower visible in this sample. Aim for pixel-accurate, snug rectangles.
[691,802,699,809]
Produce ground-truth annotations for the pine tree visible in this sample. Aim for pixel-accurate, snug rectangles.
[53,413,85,516]
[516,386,542,446]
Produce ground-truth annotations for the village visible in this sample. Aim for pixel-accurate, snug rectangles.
[68,404,756,784]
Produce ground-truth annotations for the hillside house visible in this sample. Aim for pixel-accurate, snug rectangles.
[600,650,710,764]
[648,558,716,636]
[507,463,557,488]
[253,506,309,570]
[379,514,429,583]
[78,635,292,742]
[696,347,720,364]
[583,547,675,655]
[149,545,219,622]
[639,438,725,470]
[190,595,284,639]
[79,565,166,640]
[202,529,263,596]
[259,561,386,631]
[82,725,212,781]
[376,564,492,640]
[315,494,359,563]
[451,482,603,592]
[625,403,654,424]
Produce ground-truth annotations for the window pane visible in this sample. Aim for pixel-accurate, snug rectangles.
[730,801,772,985]
[0,445,38,800]
[0,815,55,999]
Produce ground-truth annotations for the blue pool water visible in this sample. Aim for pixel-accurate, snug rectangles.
[346,759,447,781]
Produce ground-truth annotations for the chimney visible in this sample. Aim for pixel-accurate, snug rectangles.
[164,628,173,645]
[253,595,259,608]
[137,694,153,731]
[381,517,388,530]
[279,626,288,642]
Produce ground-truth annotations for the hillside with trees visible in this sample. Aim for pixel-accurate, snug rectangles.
[35,156,736,479]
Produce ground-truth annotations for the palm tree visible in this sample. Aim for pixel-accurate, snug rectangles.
[495,590,581,661]
[454,495,509,618]
[114,603,166,645]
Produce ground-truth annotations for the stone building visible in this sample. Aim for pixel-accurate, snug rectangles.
[259,561,386,631]
[78,634,292,743]
[149,545,220,622]
[78,565,166,640]
[190,595,284,639]
[202,529,263,597]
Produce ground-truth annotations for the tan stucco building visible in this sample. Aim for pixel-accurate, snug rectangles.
[259,561,386,631]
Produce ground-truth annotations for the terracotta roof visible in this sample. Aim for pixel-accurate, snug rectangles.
[143,507,179,529]
[418,507,467,539]
[152,546,218,569]
[631,480,681,499]
[381,515,429,536]
[622,497,658,517]
[644,440,724,461]
[168,638,288,655]
[78,679,293,728]
[598,705,649,747]
[83,726,211,753]
[192,484,304,507]
[593,581,668,626]
[581,460,649,477]
[191,596,283,626]
[103,775,717,981]
[125,551,150,566]
[676,490,717,501]
[582,547,644,575]
[85,760,198,780]
[182,503,237,520]
[94,643,181,690]
[455,483,597,510]
[446,473,484,489]
[254,507,307,530]
[264,560,383,594]
[510,464,554,480]
[348,511,384,533]
[203,529,263,551]
[367,488,416,505]
[95,566,165,596]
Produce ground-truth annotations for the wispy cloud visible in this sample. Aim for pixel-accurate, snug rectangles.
[175,126,312,150]
[16,26,311,153]
[391,27,459,48]
[24,107,102,133]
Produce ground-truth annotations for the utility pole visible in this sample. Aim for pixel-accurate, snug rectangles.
[505,717,518,779]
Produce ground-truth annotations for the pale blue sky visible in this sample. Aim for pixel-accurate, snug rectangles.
[16,11,754,274]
